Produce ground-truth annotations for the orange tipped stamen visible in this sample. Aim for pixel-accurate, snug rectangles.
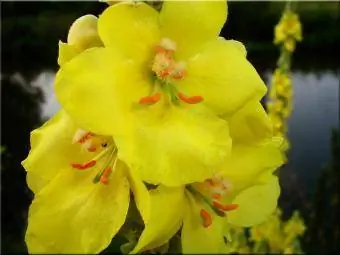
[100,167,112,185]
[213,201,239,212]
[178,92,203,104]
[212,193,221,199]
[77,132,93,144]
[87,146,97,152]
[155,45,174,55]
[139,93,162,105]
[200,209,212,228]
[71,160,96,170]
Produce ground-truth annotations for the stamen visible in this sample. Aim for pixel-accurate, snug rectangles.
[178,92,203,104]
[139,93,161,105]
[71,144,114,171]
[200,209,212,228]
[100,167,112,185]
[170,61,186,80]
[212,201,239,212]
[212,193,221,199]
[73,129,93,144]
[93,149,118,184]
[71,160,96,170]
[87,147,97,152]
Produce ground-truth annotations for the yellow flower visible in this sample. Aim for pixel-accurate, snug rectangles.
[274,10,302,46]
[130,103,284,253]
[283,211,306,237]
[55,1,266,186]
[58,14,103,66]
[22,111,149,253]
[284,38,296,52]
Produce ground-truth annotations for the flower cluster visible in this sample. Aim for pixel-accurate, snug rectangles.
[22,1,284,253]
[274,8,302,52]
[225,209,306,254]
[267,5,302,152]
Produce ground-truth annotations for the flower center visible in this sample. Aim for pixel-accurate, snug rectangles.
[70,129,117,185]
[138,38,203,107]
[187,175,238,228]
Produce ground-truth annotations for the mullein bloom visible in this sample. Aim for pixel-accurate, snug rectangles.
[23,111,150,253]
[22,15,149,254]
[267,5,302,154]
[274,9,302,52]
[129,102,284,253]
[227,209,306,254]
[55,0,267,186]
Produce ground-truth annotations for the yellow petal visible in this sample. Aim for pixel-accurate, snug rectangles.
[131,186,185,253]
[57,42,83,66]
[226,101,273,145]
[58,15,103,66]
[181,191,226,253]
[67,14,103,50]
[98,2,160,62]
[22,110,90,193]
[221,138,284,193]
[160,0,227,60]
[116,106,232,186]
[177,38,267,115]
[25,164,130,254]
[125,165,150,224]
[227,39,247,57]
[55,47,149,136]
[227,175,280,227]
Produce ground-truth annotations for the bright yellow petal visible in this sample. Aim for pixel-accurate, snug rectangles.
[116,105,232,186]
[22,110,90,193]
[160,0,227,60]
[67,14,102,49]
[177,38,267,115]
[131,186,185,253]
[55,47,150,136]
[227,175,280,227]
[181,191,226,254]
[226,101,273,145]
[98,2,160,62]
[125,165,150,224]
[221,138,284,193]
[58,15,103,66]
[57,42,83,66]
[25,164,130,254]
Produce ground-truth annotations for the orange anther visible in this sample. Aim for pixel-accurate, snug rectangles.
[200,209,212,228]
[78,132,93,144]
[178,92,203,104]
[87,146,97,152]
[139,93,162,105]
[71,160,96,170]
[155,45,174,55]
[212,193,221,199]
[100,167,112,185]
[100,176,109,185]
[212,201,239,212]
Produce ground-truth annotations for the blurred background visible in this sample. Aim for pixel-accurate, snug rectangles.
[1,1,339,253]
